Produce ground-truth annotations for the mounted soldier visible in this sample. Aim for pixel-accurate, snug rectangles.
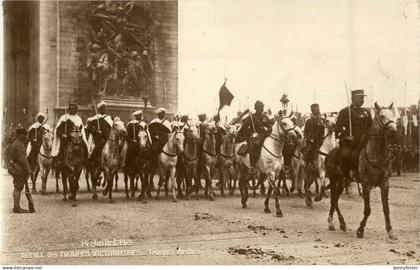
[27,112,51,170]
[52,103,87,163]
[86,101,113,165]
[334,89,373,181]
[237,100,272,173]
[303,104,326,169]
[148,107,172,167]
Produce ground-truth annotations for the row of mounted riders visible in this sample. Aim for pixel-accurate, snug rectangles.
[5,101,402,240]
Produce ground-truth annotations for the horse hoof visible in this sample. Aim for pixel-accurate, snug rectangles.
[131,192,135,198]
[264,208,271,213]
[87,188,91,193]
[221,193,226,198]
[63,197,67,202]
[328,225,336,231]
[155,196,160,201]
[209,196,215,201]
[173,198,178,203]
[276,211,283,217]
[242,204,247,209]
[356,228,364,238]
[299,193,304,198]
[56,189,60,193]
[102,190,108,196]
[138,195,145,201]
[388,230,398,240]
[92,194,98,200]
[32,189,37,194]
[314,196,322,202]
[290,187,295,193]
[340,223,347,232]
[109,199,115,204]
[146,192,152,198]
[41,191,47,196]
[71,201,77,207]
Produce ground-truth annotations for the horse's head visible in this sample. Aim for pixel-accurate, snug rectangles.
[137,128,149,149]
[225,124,238,138]
[204,121,217,135]
[43,130,54,151]
[171,130,185,154]
[69,126,83,145]
[113,117,127,138]
[278,111,298,139]
[324,115,337,134]
[186,125,200,141]
[374,102,398,133]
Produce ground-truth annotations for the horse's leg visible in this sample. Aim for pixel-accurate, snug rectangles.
[164,171,169,197]
[334,180,347,232]
[220,167,227,197]
[69,170,79,207]
[114,171,119,191]
[274,185,283,217]
[124,169,129,199]
[106,169,115,203]
[264,184,273,213]
[356,182,372,238]
[130,170,136,198]
[91,167,98,200]
[238,172,246,208]
[85,169,91,192]
[304,171,314,208]
[380,180,397,240]
[228,166,236,195]
[260,177,266,196]
[297,163,304,197]
[328,177,337,231]
[176,169,184,199]
[147,169,154,197]
[156,167,164,200]
[41,167,50,195]
[135,173,139,191]
[62,169,68,201]
[170,166,177,202]
[55,168,60,193]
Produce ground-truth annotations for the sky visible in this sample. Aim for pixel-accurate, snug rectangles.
[178,0,420,118]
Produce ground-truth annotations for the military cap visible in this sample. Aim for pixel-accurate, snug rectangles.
[310,103,319,110]
[156,107,166,114]
[351,89,367,96]
[133,110,143,116]
[68,103,78,110]
[97,101,106,109]
[255,100,264,108]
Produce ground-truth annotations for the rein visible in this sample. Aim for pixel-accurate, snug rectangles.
[162,131,182,157]
[219,133,235,159]
[202,131,217,157]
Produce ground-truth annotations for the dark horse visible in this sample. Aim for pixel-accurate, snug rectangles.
[325,102,399,239]
[61,126,87,207]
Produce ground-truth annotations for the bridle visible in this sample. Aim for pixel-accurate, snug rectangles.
[263,118,296,159]
[162,130,183,157]
[364,108,397,172]
[202,127,217,157]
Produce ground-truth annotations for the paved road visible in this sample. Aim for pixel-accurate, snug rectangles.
[1,170,419,265]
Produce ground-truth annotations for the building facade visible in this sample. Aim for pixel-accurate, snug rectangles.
[3,0,178,131]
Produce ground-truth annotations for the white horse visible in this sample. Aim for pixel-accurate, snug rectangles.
[156,128,185,202]
[218,124,238,196]
[38,130,54,195]
[91,118,127,203]
[236,113,298,216]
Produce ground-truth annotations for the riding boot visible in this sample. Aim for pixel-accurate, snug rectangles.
[12,189,28,213]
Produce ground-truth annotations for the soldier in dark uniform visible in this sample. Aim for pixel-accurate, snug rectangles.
[197,113,207,144]
[9,127,32,213]
[335,89,373,181]
[237,100,273,172]
[303,104,326,167]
